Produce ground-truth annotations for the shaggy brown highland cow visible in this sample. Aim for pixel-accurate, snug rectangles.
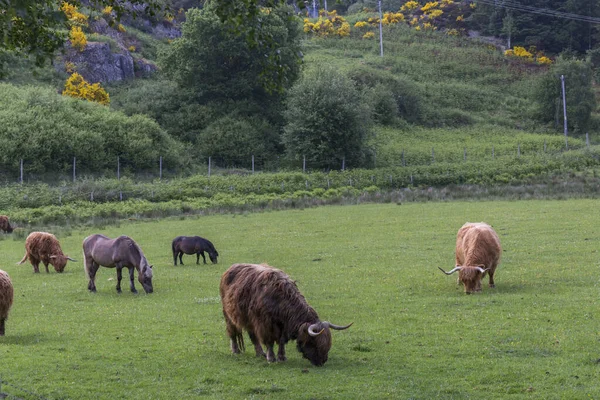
[17,232,76,273]
[0,215,14,233]
[439,222,502,294]
[0,269,14,336]
[220,263,352,366]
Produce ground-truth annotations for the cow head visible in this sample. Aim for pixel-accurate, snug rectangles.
[439,266,489,294]
[50,255,77,273]
[138,265,153,293]
[297,321,352,366]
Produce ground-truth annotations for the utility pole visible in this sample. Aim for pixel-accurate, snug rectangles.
[561,75,568,150]
[378,0,383,57]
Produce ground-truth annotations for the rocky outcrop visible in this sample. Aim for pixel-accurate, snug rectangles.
[65,42,135,83]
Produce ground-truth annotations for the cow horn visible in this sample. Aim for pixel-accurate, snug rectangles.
[476,266,489,273]
[308,323,324,337]
[323,321,353,330]
[67,257,77,262]
[438,266,461,275]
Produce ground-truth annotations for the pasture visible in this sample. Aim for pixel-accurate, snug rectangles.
[1,199,600,399]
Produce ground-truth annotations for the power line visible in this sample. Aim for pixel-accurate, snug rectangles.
[474,0,600,24]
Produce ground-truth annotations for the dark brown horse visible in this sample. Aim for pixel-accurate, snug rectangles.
[83,234,153,294]
[172,236,219,266]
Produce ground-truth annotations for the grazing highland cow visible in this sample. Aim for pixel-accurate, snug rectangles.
[18,232,76,273]
[172,235,219,266]
[439,222,502,294]
[0,215,14,233]
[0,269,13,336]
[220,263,352,366]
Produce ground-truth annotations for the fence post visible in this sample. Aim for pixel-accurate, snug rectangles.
[492,145,495,160]
[341,156,345,171]
[517,144,521,157]
[303,156,306,173]
[544,140,547,153]
[431,147,435,163]
[208,157,211,177]
[402,149,405,167]
[159,156,163,180]
[463,148,466,162]
[73,157,76,182]
[586,132,590,147]
[117,156,120,180]
[252,155,255,174]
[20,159,23,184]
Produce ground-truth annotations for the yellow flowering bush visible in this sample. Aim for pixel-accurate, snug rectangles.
[382,12,405,24]
[117,24,127,33]
[65,61,76,74]
[128,45,136,52]
[69,26,87,51]
[102,6,113,15]
[537,56,553,65]
[62,73,110,105]
[505,46,533,61]
[61,2,88,26]
[401,1,420,11]
[363,31,375,39]
[304,10,350,37]
[421,2,439,12]
[427,9,443,18]
[446,28,459,36]
[456,15,464,21]
[354,21,368,28]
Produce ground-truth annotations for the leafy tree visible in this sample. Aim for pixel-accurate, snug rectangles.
[283,66,373,170]
[534,56,596,133]
[0,0,166,76]
[160,2,302,101]
[469,0,600,54]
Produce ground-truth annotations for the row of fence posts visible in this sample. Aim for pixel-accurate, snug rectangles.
[14,134,594,185]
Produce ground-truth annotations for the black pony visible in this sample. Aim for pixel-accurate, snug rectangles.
[172,236,219,266]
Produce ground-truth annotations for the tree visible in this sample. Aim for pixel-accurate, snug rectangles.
[0,0,165,76]
[159,3,302,101]
[283,66,373,170]
[534,56,596,133]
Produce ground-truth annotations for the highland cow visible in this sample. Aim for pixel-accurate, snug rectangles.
[0,269,14,336]
[17,232,76,273]
[0,215,13,233]
[439,222,502,294]
[220,263,352,366]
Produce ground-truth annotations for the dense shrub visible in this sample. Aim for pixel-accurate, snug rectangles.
[0,83,188,175]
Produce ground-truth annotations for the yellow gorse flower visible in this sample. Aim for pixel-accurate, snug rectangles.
[62,73,110,105]
[69,26,87,51]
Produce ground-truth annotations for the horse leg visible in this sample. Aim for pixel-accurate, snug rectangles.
[179,252,184,265]
[196,252,200,265]
[200,251,207,264]
[128,266,138,294]
[173,251,178,266]
[116,267,123,293]
[87,261,99,292]
[0,318,5,336]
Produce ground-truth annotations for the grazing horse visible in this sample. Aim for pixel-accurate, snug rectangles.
[172,236,219,266]
[83,234,153,294]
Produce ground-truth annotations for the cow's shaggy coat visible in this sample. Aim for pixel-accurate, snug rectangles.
[18,232,75,273]
[0,215,14,233]
[0,269,14,336]
[220,263,351,366]
[439,222,502,294]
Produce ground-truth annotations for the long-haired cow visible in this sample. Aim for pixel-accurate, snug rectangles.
[220,263,352,366]
[17,232,76,273]
[0,215,14,233]
[439,222,502,294]
[0,269,14,336]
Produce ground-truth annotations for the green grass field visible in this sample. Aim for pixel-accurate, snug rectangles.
[1,200,600,399]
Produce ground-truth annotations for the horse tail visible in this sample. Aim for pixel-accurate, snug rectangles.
[83,250,91,279]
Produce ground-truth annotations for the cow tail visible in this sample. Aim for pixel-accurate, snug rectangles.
[234,332,245,353]
[17,253,27,265]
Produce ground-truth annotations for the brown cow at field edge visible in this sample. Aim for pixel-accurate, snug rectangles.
[17,232,76,273]
[0,215,14,233]
[439,222,502,294]
[220,263,352,366]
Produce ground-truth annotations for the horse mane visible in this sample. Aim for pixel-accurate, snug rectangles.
[120,236,151,275]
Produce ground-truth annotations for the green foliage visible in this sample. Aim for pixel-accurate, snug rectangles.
[0,83,187,175]
[283,65,373,169]
[534,56,597,133]
[159,3,302,101]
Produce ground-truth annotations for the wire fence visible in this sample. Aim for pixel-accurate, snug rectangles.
[1,134,595,185]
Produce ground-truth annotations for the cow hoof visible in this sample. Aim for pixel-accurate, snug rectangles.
[278,355,287,362]
[489,284,496,288]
